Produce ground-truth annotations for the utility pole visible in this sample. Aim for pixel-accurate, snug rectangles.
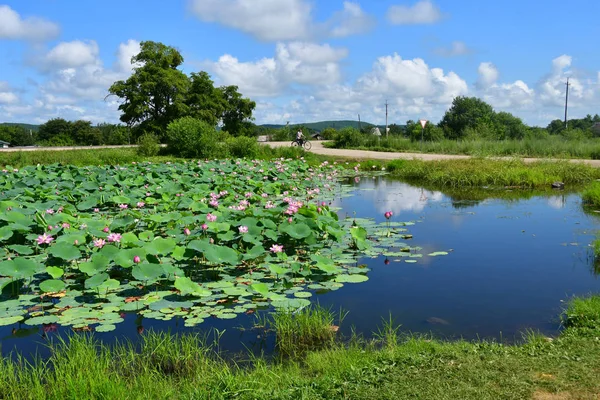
[564,78,571,129]
[358,114,361,132]
[385,100,389,139]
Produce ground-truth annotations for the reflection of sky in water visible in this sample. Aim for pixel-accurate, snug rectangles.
[334,177,443,215]
[547,195,567,209]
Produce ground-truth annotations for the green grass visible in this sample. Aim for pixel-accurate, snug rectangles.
[384,158,600,188]
[2,299,600,399]
[0,144,321,168]
[330,136,600,159]
[256,305,346,358]
[582,181,600,207]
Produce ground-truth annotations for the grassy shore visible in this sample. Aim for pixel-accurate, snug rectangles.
[1,298,600,399]
[380,158,600,188]
[0,145,316,168]
[330,137,600,160]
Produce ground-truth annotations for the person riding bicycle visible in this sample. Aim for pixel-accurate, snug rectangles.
[296,129,304,146]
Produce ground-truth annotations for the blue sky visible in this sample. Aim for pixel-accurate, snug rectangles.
[0,0,599,127]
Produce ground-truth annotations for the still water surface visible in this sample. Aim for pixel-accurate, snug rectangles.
[2,177,599,357]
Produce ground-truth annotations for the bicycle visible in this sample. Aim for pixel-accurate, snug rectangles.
[291,139,312,150]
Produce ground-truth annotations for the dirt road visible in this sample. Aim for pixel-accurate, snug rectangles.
[263,141,600,167]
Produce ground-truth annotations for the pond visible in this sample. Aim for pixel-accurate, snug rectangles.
[1,174,599,358]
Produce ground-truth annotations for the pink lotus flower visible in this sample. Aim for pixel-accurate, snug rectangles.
[245,192,253,198]
[93,208,100,213]
[45,209,54,215]
[119,204,128,209]
[261,193,268,198]
[37,233,53,245]
[288,217,293,223]
[270,244,284,253]
[384,211,393,219]
[61,223,71,229]
[136,202,145,208]
[133,256,141,263]
[103,227,110,233]
[201,224,208,231]
[94,238,106,248]
[238,226,248,234]
[209,199,219,207]
[184,228,191,236]
[106,233,122,243]
[206,213,217,222]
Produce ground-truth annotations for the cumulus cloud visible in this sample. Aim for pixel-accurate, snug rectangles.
[44,40,101,69]
[0,5,60,41]
[476,62,499,89]
[188,0,374,41]
[189,0,313,41]
[329,2,375,38]
[539,54,594,108]
[434,41,473,57]
[206,42,348,97]
[387,0,444,25]
[0,39,143,124]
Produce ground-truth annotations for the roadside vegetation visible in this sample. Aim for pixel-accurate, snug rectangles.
[1,299,600,399]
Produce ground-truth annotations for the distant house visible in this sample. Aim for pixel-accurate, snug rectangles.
[0,140,9,149]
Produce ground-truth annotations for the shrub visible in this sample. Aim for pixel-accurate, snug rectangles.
[226,136,259,158]
[333,127,364,148]
[321,127,337,140]
[272,128,292,142]
[166,117,225,158]
[137,133,160,156]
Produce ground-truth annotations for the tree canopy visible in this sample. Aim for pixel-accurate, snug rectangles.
[108,41,256,140]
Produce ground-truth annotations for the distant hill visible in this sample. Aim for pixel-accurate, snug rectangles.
[260,120,378,131]
[0,123,40,131]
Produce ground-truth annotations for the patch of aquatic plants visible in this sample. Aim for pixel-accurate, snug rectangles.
[384,158,600,188]
[582,181,600,207]
[0,158,426,332]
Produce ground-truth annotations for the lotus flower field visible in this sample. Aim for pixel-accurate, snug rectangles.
[0,158,422,332]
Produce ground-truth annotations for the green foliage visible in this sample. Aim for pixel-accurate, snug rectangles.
[582,182,600,207]
[108,41,255,140]
[0,125,36,146]
[440,96,495,139]
[321,127,337,140]
[406,121,444,142]
[333,127,364,148]
[165,117,216,158]
[226,136,259,158]
[563,296,600,329]
[262,305,342,358]
[136,133,160,156]
[271,127,292,141]
[3,299,600,399]
[387,158,600,188]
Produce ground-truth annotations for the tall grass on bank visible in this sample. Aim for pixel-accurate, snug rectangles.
[329,136,600,159]
[255,306,346,358]
[2,299,600,399]
[385,158,600,188]
[0,143,314,168]
[582,181,600,207]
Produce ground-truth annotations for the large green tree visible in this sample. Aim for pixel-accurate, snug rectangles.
[108,41,190,139]
[439,96,495,139]
[109,41,256,139]
[0,125,36,146]
[219,85,256,137]
[38,118,73,144]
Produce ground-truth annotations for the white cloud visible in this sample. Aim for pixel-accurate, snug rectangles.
[329,2,375,38]
[206,42,348,97]
[387,0,443,25]
[552,54,572,73]
[0,5,60,41]
[539,54,594,108]
[0,81,19,105]
[189,0,313,41]
[476,62,499,89]
[115,39,141,73]
[434,41,473,57]
[188,0,374,41]
[44,40,101,69]
[481,80,535,109]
